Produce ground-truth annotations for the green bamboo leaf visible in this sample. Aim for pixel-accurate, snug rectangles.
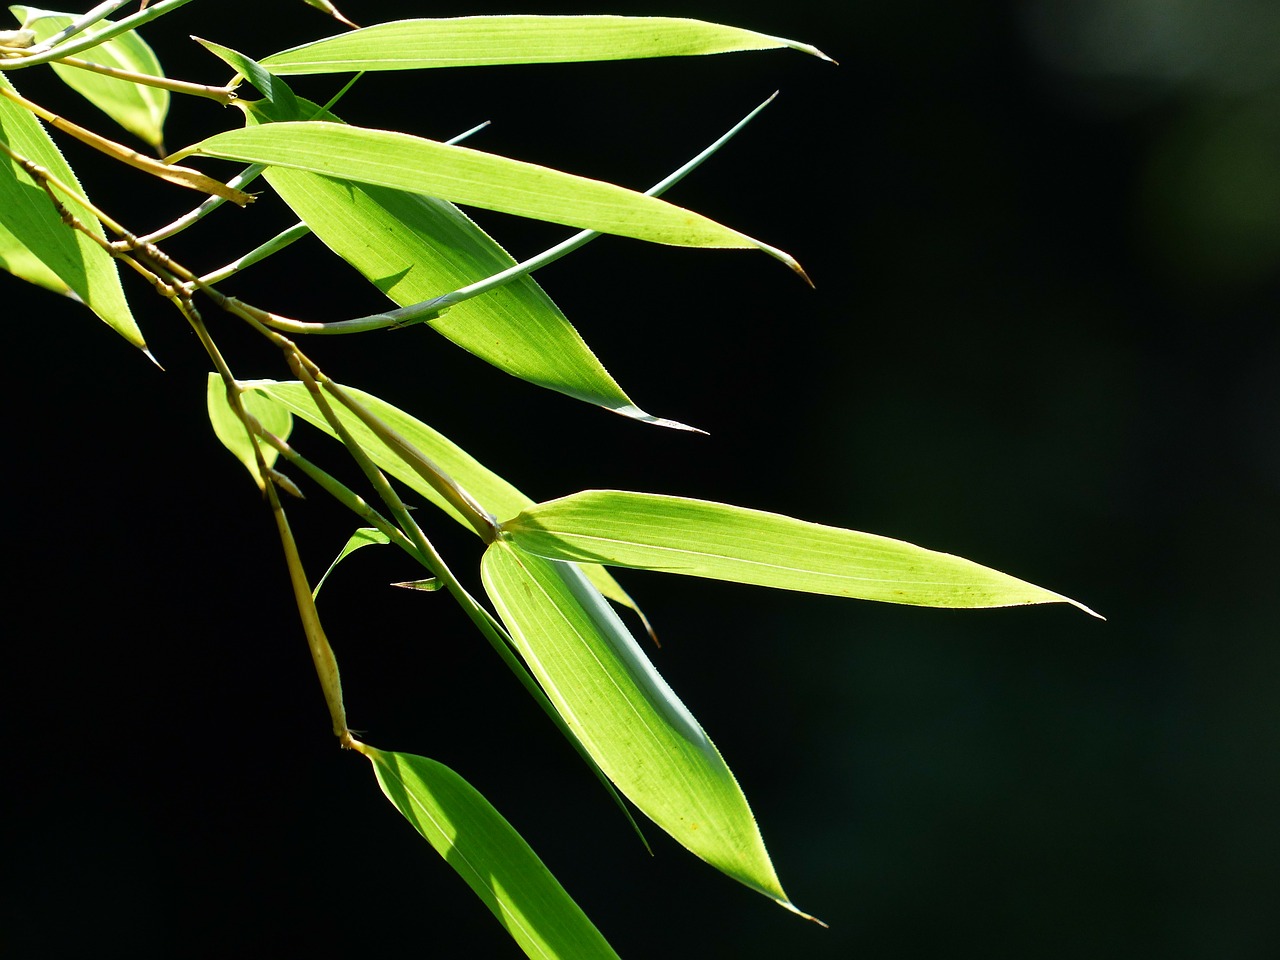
[313,527,389,600]
[501,490,1101,615]
[205,372,293,490]
[481,542,816,919]
[174,121,802,269]
[246,380,649,622]
[0,213,70,294]
[259,14,831,73]
[11,5,169,149]
[364,745,621,960]
[0,72,143,348]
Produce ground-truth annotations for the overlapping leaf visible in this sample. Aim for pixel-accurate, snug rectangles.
[0,72,142,347]
[199,42,688,426]
[259,14,830,73]
[365,746,621,960]
[502,490,1099,614]
[11,5,168,149]
[205,372,293,490]
[245,380,647,620]
[481,542,814,917]
[174,121,801,268]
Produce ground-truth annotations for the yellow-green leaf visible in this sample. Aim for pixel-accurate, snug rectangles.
[260,14,831,73]
[502,490,1100,614]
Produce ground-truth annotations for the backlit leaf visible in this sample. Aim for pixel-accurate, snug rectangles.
[502,490,1099,614]
[365,745,621,960]
[260,14,830,73]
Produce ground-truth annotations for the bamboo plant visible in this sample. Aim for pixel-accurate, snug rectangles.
[0,3,1098,955]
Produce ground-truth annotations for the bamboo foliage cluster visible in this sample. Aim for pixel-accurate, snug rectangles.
[0,3,1096,955]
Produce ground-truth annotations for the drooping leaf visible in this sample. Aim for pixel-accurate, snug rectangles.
[259,15,831,73]
[11,5,168,149]
[313,527,389,599]
[174,121,802,269]
[480,542,816,919]
[246,380,648,621]
[205,372,293,490]
[364,746,621,960]
[502,490,1100,615]
[198,44,688,427]
[0,72,143,348]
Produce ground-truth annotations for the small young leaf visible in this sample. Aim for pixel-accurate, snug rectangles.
[364,746,621,960]
[176,121,802,269]
[481,543,818,919]
[205,373,294,490]
[12,5,169,149]
[502,490,1100,615]
[259,15,831,74]
[313,527,389,599]
[0,72,143,348]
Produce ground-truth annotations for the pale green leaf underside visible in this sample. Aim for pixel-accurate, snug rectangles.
[205,372,293,490]
[12,5,168,148]
[502,490,1099,615]
[260,15,830,73]
[366,746,620,960]
[245,380,646,618]
[0,214,69,293]
[181,122,796,263]
[481,542,809,916]
[0,73,142,347]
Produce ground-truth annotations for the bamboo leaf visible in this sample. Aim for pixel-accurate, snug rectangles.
[364,746,621,960]
[259,15,831,73]
[501,490,1100,615]
[205,372,293,490]
[246,380,649,621]
[313,527,388,599]
[175,121,802,269]
[480,542,817,919]
[11,5,168,149]
[0,72,143,348]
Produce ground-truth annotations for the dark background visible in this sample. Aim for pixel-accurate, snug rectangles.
[4,1,1278,956]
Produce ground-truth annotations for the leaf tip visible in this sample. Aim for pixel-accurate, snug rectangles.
[776,896,828,927]
[140,345,163,370]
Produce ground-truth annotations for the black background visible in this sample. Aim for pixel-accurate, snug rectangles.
[4,1,1279,957]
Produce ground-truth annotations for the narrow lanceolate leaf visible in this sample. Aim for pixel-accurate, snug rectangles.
[259,15,831,73]
[246,380,649,620]
[12,5,169,149]
[364,746,621,960]
[481,542,815,918]
[176,122,801,268]
[205,372,293,490]
[502,490,1100,615]
[0,73,143,348]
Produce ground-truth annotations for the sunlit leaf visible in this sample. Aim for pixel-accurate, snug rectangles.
[313,527,389,599]
[365,746,621,959]
[502,490,1100,614]
[0,72,143,348]
[175,121,802,269]
[205,372,293,490]
[480,542,817,919]
[12,5,168,149]
[260,15,831,73]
